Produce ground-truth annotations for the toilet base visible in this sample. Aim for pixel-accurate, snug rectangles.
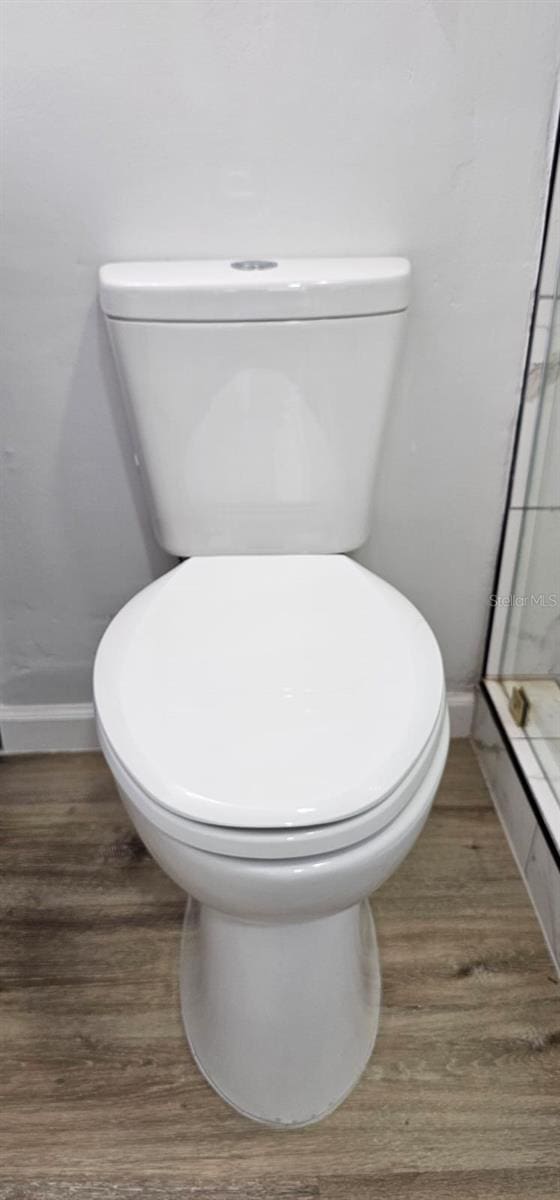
[179,896,381,1127]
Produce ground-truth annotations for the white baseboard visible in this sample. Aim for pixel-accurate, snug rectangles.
[447,689,475,738]
[0,703,99,754]
[0,689,474,755]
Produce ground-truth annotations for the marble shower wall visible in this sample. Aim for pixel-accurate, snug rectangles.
[488,162,560,680]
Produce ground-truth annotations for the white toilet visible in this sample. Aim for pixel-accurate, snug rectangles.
[95,257,449,1127]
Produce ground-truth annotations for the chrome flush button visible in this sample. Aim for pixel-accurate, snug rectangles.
[230,260,278,271]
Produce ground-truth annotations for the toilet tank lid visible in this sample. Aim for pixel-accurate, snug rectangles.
[98,257,411,321]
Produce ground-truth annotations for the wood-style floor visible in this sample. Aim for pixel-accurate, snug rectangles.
[1,743,559,1199]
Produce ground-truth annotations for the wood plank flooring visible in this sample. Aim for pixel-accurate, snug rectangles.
[0,743,558,1198]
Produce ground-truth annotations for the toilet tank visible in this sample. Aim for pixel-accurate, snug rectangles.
[99,258,410,557]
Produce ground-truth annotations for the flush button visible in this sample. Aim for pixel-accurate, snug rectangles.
[230,259,278,271]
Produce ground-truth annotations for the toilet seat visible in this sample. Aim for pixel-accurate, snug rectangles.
[98,697,448,859]
[94,554,446,833]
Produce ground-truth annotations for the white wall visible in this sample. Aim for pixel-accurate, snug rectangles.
[2,0,559,706]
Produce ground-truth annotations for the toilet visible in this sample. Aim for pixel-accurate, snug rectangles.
[95,257,449,1127]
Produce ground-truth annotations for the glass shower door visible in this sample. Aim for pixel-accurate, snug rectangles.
[485,147,560,846]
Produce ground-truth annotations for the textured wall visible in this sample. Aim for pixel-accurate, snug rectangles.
[2,0,559,702]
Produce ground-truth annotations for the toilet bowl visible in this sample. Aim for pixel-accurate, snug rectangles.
[94,553,449,1125]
